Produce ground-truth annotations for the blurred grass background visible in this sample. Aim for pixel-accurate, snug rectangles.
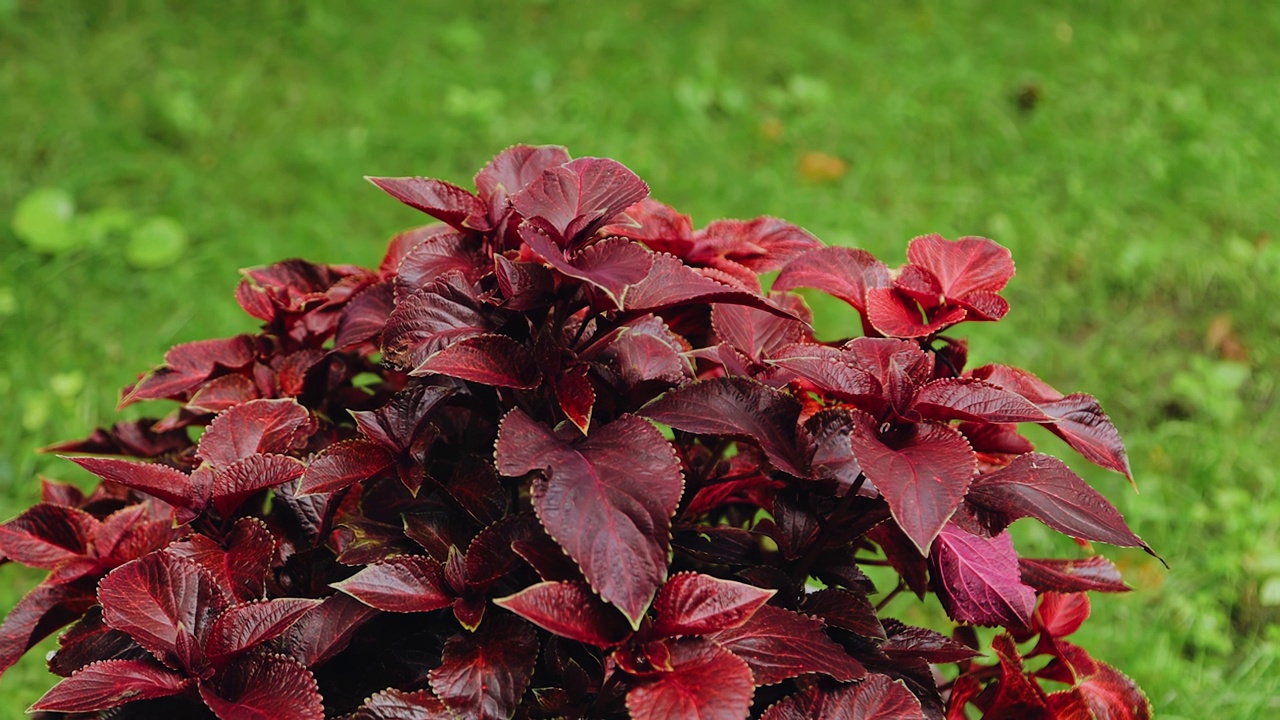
[1,1,1277,716]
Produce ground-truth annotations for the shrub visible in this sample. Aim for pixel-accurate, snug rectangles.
[0,146,1155,719]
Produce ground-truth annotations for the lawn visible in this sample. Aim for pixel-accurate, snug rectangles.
[2,1,1278,717]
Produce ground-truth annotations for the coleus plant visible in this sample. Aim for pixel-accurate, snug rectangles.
[0,145,1157,719]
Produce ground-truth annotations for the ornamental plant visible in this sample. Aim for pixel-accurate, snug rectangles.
[0,145,1156,719]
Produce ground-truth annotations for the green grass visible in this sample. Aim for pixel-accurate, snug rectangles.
[2,0,1278,716]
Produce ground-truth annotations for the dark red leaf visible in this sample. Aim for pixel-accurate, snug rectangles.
[583,313,691,388]
[211,453,305,517]
[167,517,275,603]
[966,453,1150,552]
[905,234,1014,309]
[464,513,542,586]
[761,674,924,720]
[865,287,968,338]
[708,604,865,686]
[381,272,493,371]
[494,581,631,647]
[47,607,144,677]
[412,333,541,389]
[510,157,649,243]
[712,294,810,363]
[800,588,885,640]
[494,254,556,310]
[651,572,774,637]
[393,231,489,300]
[299,439,396,495]
[848,414,975,554]
[495,410,683,627]
[351,382,455,452]
[98,553,227,672]
[930,523,1036,628]
[880,619,981,663]
[205,598,322,661]
[773,246,892,315]
[350,688,454,720]
[196,399,311,471]
[367,177,486,232]
[0,577,98,677]
[697,217,822,273]
[282,594,378,668]
[475,144,572,207]
[985,633,1050,717]
[65,456,193,509]
[1077,662,1152,720]
[554,363,596,434]
[623,253,795,318]
[1045,688,1094,720]
[120,335,257,407]
[844,337,935,413]
[200,653,324,720]
[804,410,867,495]
[1018,556,1130,594]
[335,280,396,350]
[332,555,453,613]
[642,377,808,477]
[0,503,98,569]
[429,615,538,720]
[910,378,1049,424]
[39,477,86,507]
[520,229,653,310]
[768,344,882,408]
[30,658,190,713]
[626,638,755,720]
[188,373,260,413]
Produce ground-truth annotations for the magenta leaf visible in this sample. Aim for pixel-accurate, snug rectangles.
[429,615,538,720]
[651,572,775,637]
[510,157,649,243]
[211,453,305,517]
[0,503,98,569]
[1077,662,1153,720]
[412,333,541,389]
[626,638,754,720]
[299,439,396,495]
[200,653,325,720]
[708,604,865,686]
[761,674,924,720]
[98,552,227,672]
[966,453,1150,552]
[495,410,682,627]
[196,399,311,471]
[367,176,486,232]
[773,246,891,315]
[381,271,493,370]
[167,517,275,603]
[1018,556,1130,594]
[351,688,454,720]
[65,456,194,509]
[641,377,808,477]
[333,555,453,613]
[30,658,190,713]
[910,378,1049,424]
[205,598,322,661]
[930,522,1036,628]
[848,413,975,554]
[494,581,631,647]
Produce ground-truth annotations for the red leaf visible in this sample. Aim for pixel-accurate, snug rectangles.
[30,658,190,712]
[554,363,596,433]
[905,234,1014,308]
[393,230,489,299]
[1077,662,1152,720]
[510,157,649,242]
[282,594,378,668]
[880,619,981,663]
[761,674,924,720]
[768,343,882,407]
[205,598,322,661]
[47,607,142,678]
[196,399,311,471]
[911,378,1049,424]
[351,688,454,720]
[336,281,396,350]
[642,377,808,477]
[494,581,631,647]
[805,409,867,495]
[412,333,541,389]
[651,573,775,637]
[381,272,493,371]
[626,638,755,720]
[120,335,257,407]
[800,588,885,640]
[299,439,396,495]
[583,313,691,388]
[865,286,968,338]
[773,246,892,315]
[188,373,260,413]
[333,555,453,613]
[0,503,98,569]
[1018,556,1130,594]
[167,517,276,603]
[475,144,572,207]
[623,253,796,318]
[429,616,538,720]
[65,456,194,509]
[367,176,486,231]
[844,337,935,413]
[495,410,683,627]
[211,454,305,517]
[709,604,865,686]
[351,383,455,452]
[98,553,227,672]
[986,634,1049,716]
[712,295,810,363]
[967,453,1150,552]
[1036,592,1091,639]
[200,653,324,720]
[0,577,98,676]
[930,523,1036,628]
[848,414,975,554]
[520,229,654,310]
[697,216,822,273]
[464,513,542,586]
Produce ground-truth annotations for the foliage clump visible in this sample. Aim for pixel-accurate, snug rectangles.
[0,146,1154,719]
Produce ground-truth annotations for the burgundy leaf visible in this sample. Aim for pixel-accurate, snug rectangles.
[381,272,493,371]
[880,620,980,664]
[412,333,541,389]
[120,335,257,407]
[495,410,683,627]
[475,144,572,207]
[520,228,653,310]
[554,363,596,434]
[211,453,305,517]
[773,246,892,315]
[0,577,97,676]
[464,513,542,586]
[167,517,275,603]
[697,216,822,273]
[651,572,775,637]
[429,615,538,720]
[48,607,145,677]
[642,377,808,477]
[1018,556,1130,594]
[200,653,324,720]
[761,674,924,720]
[0,503,98,569]
[188,373,261,413]
[910,378,1049,424]
[283,594,378,668]
[800,588,885,640]
[1036,592,1091,639]
[278,349,328,396]
[336,281,396,350]
[351,688,454,720]
[494,254,556,310]
[623,253,795,318]
[332,555,453,613]
[367,176,486,231]
[966,453,1150,551]
[930,522,1036,628]
[848,414,975,554]
[711,294,810,363]
[196,399,311,471]
[985,633,1050,717]
[30,658,190,713]
[583,313,691,388]
[510,157,649,243]
[494,581,631,647]
[98,553,227,671]
[393,230,488,299]
[865,287,967,338]
[299,439,396,495]
[351,382,455,452]
[626,638,755,720]
[205,598,322,661]
[804,409,867,495]
[1077,662,1153,720]
[905,234,1014,310]
[844,337,935,412]
[65,456,193,509]
[708,604,865,686]
[768,344,882,408]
